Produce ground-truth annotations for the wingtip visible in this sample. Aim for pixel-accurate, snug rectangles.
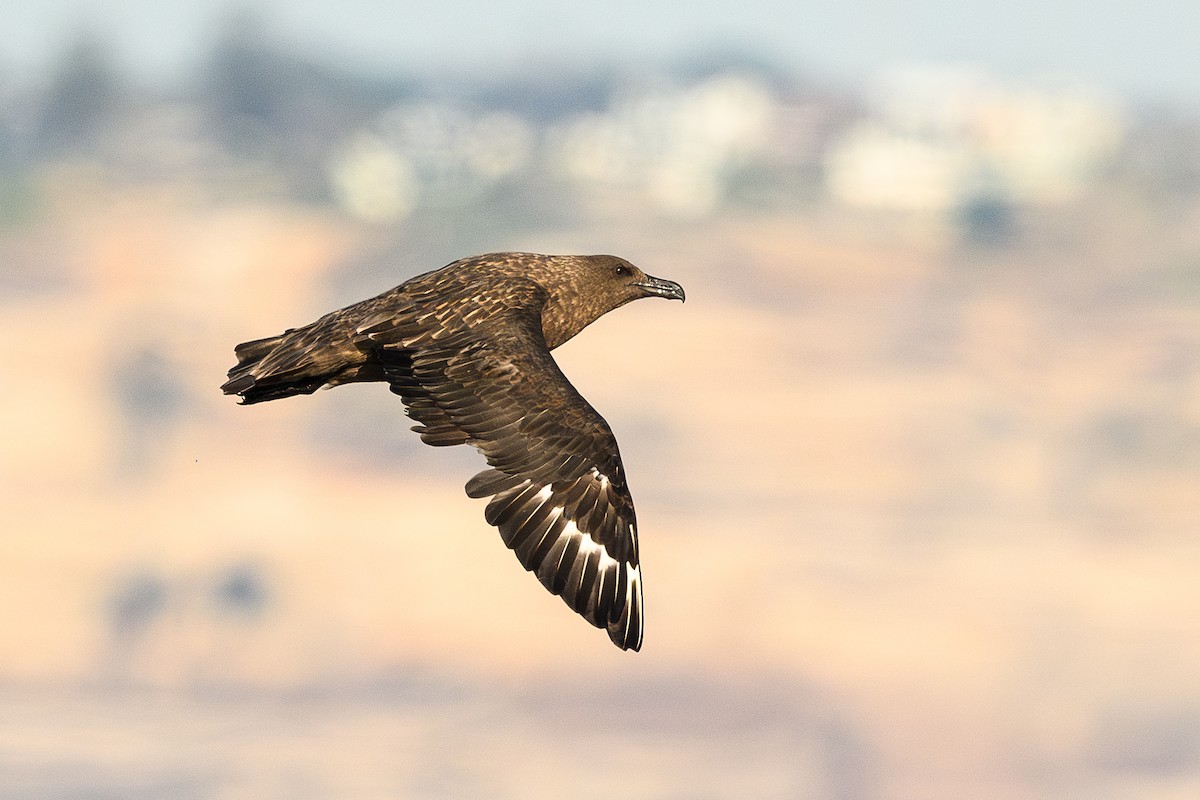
[616,635,643,652]
[607,563,644,652]
[608,620,643,651]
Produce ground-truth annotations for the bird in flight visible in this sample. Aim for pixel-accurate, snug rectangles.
[221,252,685,650]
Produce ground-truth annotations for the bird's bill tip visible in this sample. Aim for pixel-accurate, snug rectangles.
[636,275,686,303]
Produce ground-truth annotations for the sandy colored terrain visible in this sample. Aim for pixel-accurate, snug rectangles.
[1,189,1198,798]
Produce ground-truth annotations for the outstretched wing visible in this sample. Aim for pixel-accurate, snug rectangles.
[357,279,644,651]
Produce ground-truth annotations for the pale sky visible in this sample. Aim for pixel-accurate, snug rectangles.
[2,0,1198,109]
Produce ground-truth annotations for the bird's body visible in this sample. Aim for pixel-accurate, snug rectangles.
[222,253,684,650]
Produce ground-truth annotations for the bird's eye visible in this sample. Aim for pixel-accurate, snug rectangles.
[614,264,629,277]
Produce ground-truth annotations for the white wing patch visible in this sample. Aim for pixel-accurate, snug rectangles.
[475,469,643,650]
[624,563,642,647]
[564,518,621,573]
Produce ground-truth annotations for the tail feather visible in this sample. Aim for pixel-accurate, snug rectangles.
[221,318,378,405]
[233,333,290,362]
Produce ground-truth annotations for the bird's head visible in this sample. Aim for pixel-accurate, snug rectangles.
[538,254,685,348]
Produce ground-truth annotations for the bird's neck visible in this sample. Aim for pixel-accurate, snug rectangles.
[540,295,604,350]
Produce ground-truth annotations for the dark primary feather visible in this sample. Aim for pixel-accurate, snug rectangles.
[220,252,684,651]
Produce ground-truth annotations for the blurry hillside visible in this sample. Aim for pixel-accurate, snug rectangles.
[2,24,1200,800]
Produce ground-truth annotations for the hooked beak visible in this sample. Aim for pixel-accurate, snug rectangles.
[635,274,686,302]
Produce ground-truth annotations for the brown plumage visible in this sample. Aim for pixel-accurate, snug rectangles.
[221,252,685,651]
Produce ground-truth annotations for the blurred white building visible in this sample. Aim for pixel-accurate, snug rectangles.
[824,64,1126,214]
[548,73,778,217]
[329,104,535,222]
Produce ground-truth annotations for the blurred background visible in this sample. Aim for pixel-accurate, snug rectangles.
[2,2,1199,798]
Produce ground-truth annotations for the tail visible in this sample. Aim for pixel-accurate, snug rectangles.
[221,315,382,405]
